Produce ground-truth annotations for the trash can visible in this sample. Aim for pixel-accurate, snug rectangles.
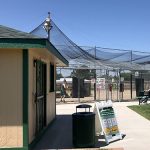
[72,104,95,148]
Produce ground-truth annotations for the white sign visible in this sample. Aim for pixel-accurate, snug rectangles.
[91,78,95,84]
[120,77,124,82]
[135,71,139,77]
[94,101,122,144]
[96,78,105,89]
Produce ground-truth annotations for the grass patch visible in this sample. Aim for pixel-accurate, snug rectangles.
[128,104,150,121]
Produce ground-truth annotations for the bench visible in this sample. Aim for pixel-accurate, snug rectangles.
[137,91,150,105]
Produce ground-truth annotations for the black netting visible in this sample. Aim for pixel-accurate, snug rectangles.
[30,18,150,70]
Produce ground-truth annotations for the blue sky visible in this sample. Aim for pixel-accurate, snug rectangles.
[1,0,150,52]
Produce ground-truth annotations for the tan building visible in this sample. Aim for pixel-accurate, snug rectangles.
[0,25,68,150]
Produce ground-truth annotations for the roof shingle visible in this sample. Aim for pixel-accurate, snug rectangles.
[0,25,41,39]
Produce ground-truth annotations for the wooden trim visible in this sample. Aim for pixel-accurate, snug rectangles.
[0,147,28,150]
[0,38,45,48]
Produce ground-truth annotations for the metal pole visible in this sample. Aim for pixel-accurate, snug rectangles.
[111,82,112,100]
[98,69,100,100]
[105,70,106,101]
[130,50,133,99]
[140,72,143,92]
[122,86,123,100]
[130,72,133,99]
[116,70,118,101]
[99,69,102,100]
[106,69,108,101]
[119,69,121,102]
[78,77,80,103]
[107,70,109,101]
[94,72,96,100]
[48,30,50,40]
[48,12,50,40]
[94,46,96,100]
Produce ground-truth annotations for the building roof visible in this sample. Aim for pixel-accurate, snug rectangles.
[0,25,40,39]
[0,25,68,66]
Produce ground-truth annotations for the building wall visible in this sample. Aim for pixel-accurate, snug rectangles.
[47,88,56,124]
[28,49,56,143]
[0,49,23,148]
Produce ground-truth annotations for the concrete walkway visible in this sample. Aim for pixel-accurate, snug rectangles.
[32,101,150,150]
[104,101,150,150]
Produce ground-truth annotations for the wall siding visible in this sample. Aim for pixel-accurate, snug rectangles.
[0,49,23,148]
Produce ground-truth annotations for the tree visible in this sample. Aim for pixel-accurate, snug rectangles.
[120,72,131,81]
[71,68,95,79]
[56,72,63,80]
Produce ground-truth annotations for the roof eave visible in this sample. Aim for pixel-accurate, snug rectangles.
[0,38,68,66]
[0,38,46,48]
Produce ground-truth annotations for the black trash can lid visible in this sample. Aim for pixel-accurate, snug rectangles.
[76,104,92,109]
[76,104,92,113]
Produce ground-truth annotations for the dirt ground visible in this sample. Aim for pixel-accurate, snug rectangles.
[95,89,136,101]
[56,90,136,103]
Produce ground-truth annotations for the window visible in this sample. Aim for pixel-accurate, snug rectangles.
[50,63,55,92]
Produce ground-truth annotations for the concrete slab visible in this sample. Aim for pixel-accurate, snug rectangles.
[32,101,150,150]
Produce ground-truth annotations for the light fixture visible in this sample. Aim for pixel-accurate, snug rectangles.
[43,12,52,39]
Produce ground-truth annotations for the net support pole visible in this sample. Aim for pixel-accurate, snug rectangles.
[130,72,133,99]
[78,77,80,103]
[94,46,97,100]
[94,70,96,100]
[119,69,121,102]
[130,50,133,99]
[116,70,119,101]
[106,69,108,101]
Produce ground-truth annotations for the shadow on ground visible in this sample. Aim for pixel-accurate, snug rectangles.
[32,114,109,150]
